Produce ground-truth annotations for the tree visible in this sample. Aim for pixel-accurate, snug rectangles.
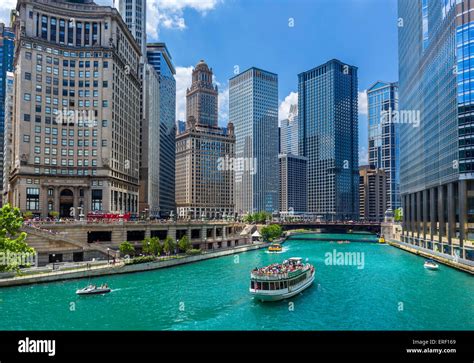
[0,204,34,272]
[49,211,59,220]
[142,237,162,256]
[178,235,191,253]
[119,241,135,257]
[22,211,33,220]
[261,224,283,241]
[394,208,403,222]
[163,236,176,255]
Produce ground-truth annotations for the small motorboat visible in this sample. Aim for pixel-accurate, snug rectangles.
[76,284,111,295]
[424,260,439,270]
[268,243,283,252]
[378,236,386,243]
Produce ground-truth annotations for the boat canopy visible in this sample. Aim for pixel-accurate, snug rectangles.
[252,230,262,237]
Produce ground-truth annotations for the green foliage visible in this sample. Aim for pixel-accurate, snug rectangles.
[49,211,59,219]
[0,204,34,272]
[125,255,156,265]
[162,236,176,255]
[394,208,403,222]
[119,241,135,257]
[22,211,33,220]
[142,237,162,256]
[186,248,202,256]
[178,235,192,252]
[261,224,283,241]
[243,211,272,224]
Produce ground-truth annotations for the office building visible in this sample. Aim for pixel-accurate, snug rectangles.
[3,72,14,205]
[279,153,307,213]
[229,67,279,214]
[367,81,400,211]
[298,59,359,221]
[9,0,141,217]
[398,0,474,259]
[175,60,235,219]
[280,104,299,155]
[359,165,387,222]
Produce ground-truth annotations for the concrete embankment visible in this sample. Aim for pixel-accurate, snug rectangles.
[388,239,474,275]
[0,243,269,287]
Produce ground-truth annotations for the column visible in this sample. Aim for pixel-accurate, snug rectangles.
[422,189,428,243]
[438,185,445,244]
[410,193,416,238]
[416,191,422,240]
[54,187,60,215]
[459,180,467,259]
[430,187,436,242]
[447,182,455,248]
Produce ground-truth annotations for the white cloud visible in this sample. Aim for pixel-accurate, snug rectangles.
[175,66,193,122]
[218,85,229,126]
[359,146,369,166]
[66,0,222,40]
[358,90,368,116]
[146,0,222,39]
[0,0,17,26]
[278,91,298,122]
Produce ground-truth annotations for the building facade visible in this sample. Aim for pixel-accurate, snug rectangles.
[146,43,176,217]
[0,23,15,205]
[359,165,387,222]
[3,71,14,205]
[367,81,400,211]
[298,59,359,221]
[398,0,474,260]
[9,0,141,218]
[175,60,235,219]
[280,103,299,156]
[229,67,279,214]
[118,0,146,57]
[279,153,307,213]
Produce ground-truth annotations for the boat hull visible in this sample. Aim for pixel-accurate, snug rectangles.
[76,288,111,295]
[424,264,439,270]
[250,270,315,302]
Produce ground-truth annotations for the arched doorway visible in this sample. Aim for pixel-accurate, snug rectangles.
[59,189,74,218]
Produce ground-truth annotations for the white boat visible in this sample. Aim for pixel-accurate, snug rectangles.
[424,260,439,270]
[249,257,315,302]
[76,284,111,295]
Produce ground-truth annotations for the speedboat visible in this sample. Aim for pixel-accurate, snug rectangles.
[424,260,439,270]
[76,284,111,295]
[250,257,315,302]
[268,243,283,252]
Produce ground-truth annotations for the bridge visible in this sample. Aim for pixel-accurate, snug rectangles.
[280,221,381,234]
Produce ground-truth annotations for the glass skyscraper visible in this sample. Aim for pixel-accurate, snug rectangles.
[146,43,176,216]
[0,24,15,204]
[229,68,279,214]
[280,104,299,156]
[398,0,474,260]
[367,81,400,211]
[298,59,359,221]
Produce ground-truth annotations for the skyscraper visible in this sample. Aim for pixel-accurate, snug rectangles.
[229,67,279,214]
[175,60,235,219]
[146,43,176,216]
[367,81,400,212]
[118,0,146,57]
[279,154,307,214]
[9,0,141,217]
[298,59,359,221]
[359,165,387,222]
[398,0,473,260]
[2,71,14,205]
[0,23,15,205]
[280,104,299,156]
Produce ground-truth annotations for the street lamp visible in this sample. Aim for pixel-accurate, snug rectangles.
[107,248,110,264]
[52,253,56,270]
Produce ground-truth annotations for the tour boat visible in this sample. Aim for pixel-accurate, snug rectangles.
[76,284,111,295]
[423,259,439,270]
[378,236,386,243]
[268,243,283,252]
[250,257,315,302]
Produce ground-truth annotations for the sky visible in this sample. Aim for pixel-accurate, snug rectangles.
[0,0,399,164]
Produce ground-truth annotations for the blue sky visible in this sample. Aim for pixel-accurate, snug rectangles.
[0,0,399,163]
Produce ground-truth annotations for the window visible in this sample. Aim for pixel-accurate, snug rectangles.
[91,189,103,211]
[24,93,31,101]
[23,135,30,143]
[26,188,40,211]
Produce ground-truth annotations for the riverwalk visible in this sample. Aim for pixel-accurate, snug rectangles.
[0,242,270,287]
[387,239,474,274]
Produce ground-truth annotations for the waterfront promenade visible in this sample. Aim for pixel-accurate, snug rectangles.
[0,242,269,287]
